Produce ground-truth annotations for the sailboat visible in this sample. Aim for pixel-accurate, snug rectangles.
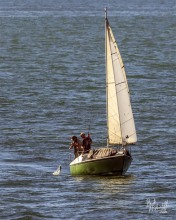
[69,9,137,176]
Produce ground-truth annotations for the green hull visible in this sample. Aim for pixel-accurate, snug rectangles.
[70,154,132,176]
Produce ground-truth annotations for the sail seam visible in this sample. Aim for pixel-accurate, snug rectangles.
[128,132,137,138]
[115,82,125,86]
[107,82,115,85]
[121,117,134,125]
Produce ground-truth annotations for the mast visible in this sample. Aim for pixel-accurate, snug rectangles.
[105,8,109,147]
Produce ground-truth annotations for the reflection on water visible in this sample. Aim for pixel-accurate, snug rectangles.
[72,175,135,194]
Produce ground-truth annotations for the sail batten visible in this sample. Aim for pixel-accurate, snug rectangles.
[106,17,137,146]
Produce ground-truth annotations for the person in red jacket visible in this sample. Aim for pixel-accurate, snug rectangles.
[80,132,92,153]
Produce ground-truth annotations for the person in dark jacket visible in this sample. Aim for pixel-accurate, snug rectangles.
[80,132,92,153]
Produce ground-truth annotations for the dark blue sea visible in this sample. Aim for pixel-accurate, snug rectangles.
[0,0,175,219]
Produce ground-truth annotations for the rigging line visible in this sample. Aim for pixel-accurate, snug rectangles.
[121,117,134,125]
[108,130,121,138]
[111,54,125,69]
[116,86,128,94]
[108,117,120,125]
[115,81,125,86]
[107,82,115,85]
[112,57,119,62]
[128,131,137,137]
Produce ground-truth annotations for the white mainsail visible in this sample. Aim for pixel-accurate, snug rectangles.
[105,16,137,146]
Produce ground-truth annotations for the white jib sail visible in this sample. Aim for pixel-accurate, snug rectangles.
[106,19,137,145]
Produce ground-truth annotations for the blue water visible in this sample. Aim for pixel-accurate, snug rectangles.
[0,0,175,219]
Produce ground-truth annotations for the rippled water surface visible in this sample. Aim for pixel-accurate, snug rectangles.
[0,0,175,219]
